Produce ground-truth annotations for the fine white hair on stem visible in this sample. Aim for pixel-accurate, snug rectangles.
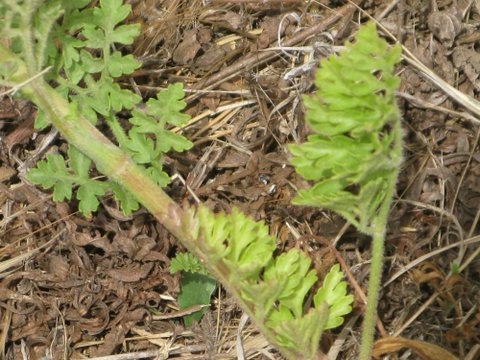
[0,66,52,96]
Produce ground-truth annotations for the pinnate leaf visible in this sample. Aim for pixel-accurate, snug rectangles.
[170,252,207,274]
[82,25,105,49]
[77,180,106,215]
[79,50,104,74]
[124,131,156,164]
[102,77,141,111]
[27,146,107,216]
[109,24,140,45]
[84,0,139,47]
[197,205,353,357]
[146,83,191,126]
[271,303,328,357]
[94,0,131,26]
[109,182,140,215]
[289,22,402,234]
[107,51,141,77]
[27,154,73,202]
[145,166,170,188]
[197,206,277,280]
[155,130,193,153]
[264,249,317,318]
[314,264,354,329]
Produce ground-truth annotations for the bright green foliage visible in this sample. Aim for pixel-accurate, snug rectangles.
[314,264,355,329]
[1,1,358,358]
[271,303,328,355]
[35,0,142,127]
[28,146,107,216]
[289,23,402,359]
[263,250,318,319]
[289,22,402,235]
[0,1,192,216]
[197,207,277,280]
[170,253,217,326]
[196,206,353,359]
[144,83,191,127]
[126,83,193,188]
[170,252,208,274]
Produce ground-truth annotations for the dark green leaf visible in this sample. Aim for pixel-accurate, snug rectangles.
[177,272,216,327]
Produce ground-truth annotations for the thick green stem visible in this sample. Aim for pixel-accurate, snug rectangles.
[0,44,188,241]
[0,45,305,359]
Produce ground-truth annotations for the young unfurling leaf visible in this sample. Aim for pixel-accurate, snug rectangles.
[289,22,402,359]
[197,206,353,358]
[289,22,402,235]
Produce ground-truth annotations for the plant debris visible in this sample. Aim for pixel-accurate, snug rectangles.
[1,0,479,358]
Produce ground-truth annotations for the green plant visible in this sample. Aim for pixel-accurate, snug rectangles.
[194,206,353,358]
[2,0,192,216]
[169,252,217,326]
[0,1,401,358]
[289,22,402,359]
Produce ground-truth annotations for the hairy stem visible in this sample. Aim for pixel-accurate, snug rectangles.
[0,44,306,359]
[106,114,130,149]
[0,44,187,240]
[359,120,402,359]
[359,226,385,360]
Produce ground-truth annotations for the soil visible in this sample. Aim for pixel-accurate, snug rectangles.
[1,0,480,359]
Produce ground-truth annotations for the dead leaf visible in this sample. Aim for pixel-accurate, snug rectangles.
[0,166,15,183]
[114,233,137,257]
[107,262,154,282]
[428,11,462,48]
[199,94,221,111]
[452,46,480,91]
[172,29,201,65]
[78,302,110,335]
[199,9,245,30]
[193,45,228,72]
[47,254,70,281]
[133,236,158,261]
[372,336,459,360]
[92,326,127,356]
[73,232,116,253]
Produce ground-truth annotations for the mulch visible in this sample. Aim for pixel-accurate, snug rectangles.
[1,0,479,359]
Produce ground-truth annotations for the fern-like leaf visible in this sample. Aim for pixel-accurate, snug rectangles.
[197,206,276,280]
[170,252,207,274]
[272,303,329,356]
[289,22,402,234]
[195,206,353,359]
[314,264,354,329]
[27,145,107,216]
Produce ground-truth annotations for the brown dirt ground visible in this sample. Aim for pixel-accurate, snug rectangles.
[1,0,480,359]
